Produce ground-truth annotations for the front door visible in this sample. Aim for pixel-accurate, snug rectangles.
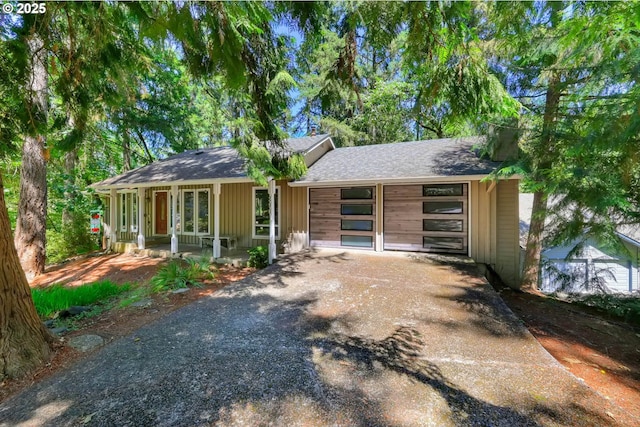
[155,191,168,235]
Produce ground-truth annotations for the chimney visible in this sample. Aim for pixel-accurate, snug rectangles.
[310,126,316,137]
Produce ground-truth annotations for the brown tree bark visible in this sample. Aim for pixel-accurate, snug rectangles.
[0,172,52,380]
[520,73,562,292]
[521,191,548,292]
[14,31,48,279]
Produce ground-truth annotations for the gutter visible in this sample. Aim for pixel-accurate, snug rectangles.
[288,174,520,187]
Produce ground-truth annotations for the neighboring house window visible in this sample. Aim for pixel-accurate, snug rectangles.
[253,186,280,239]
[182,189,210,235]
[120,193,127,232]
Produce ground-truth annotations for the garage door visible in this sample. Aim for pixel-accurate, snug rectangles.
[384,183,468,254]
[309,187,377,249]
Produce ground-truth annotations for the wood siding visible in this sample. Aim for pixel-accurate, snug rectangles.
[469,180,520,287]
[310,187,377,249]
[383,184,468,253]
[219,181,307,250]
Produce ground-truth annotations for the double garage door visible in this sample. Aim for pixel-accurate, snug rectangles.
[309,184,468,254]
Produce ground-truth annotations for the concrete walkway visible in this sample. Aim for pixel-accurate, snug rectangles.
[0,250,634,426]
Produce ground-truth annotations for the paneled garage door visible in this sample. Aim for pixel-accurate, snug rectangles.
[384,183,468,254]
[309,187,377,249]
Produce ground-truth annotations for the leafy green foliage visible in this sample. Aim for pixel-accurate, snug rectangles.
[32,281,130,318]
[150,258,213,292]
[247,245,268,269]
[572,294,640,326]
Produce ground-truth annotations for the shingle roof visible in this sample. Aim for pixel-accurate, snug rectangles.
[284,134,331,153]
[92,146,247,188]
[295,136,499,184]
[91,134,332,189]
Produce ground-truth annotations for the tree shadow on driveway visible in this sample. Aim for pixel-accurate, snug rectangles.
[0,250,631,426]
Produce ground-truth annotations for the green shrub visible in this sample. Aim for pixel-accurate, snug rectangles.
[47,211,100,264]
[575,294,640,325]
[247,245,268,269]
[150,258,213,292]
[32,280,130,318]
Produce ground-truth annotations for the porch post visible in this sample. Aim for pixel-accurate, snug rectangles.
[109,188,117,249]
[137,187,146,249]
[268,177,276,264]
[213,182,221,258]
[171,185,178,255]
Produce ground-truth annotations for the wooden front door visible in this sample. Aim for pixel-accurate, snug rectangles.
[155,191,168,235]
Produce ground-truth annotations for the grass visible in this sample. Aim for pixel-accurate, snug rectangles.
[32,280,131,318]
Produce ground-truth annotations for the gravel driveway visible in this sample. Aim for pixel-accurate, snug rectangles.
[0,249,634,426]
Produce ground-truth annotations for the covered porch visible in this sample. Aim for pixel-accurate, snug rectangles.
[113,239,251,267]
[100,178,281,265]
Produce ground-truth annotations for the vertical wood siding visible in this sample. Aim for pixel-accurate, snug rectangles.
[495,180,520,287]
[470,179,519,287]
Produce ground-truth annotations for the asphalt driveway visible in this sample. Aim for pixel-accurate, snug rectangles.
[0,250,634,426]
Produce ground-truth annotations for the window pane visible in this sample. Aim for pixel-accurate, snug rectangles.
[423,219,463,232]
[341,235,373,248]
[423,236,463,250]
[120,194,127,231]
[255,189,269,226]
[341,187,373,199]
[198,191,209,234]
[131,194,138,232]
[423,201,463,214]
[184,191,194,232]
[423,184,463,197]
[341,204,373,215]
[341,220,373,231]
[254,188,279,237]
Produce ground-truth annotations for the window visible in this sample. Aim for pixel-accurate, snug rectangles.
[181,189,209,235]
[423,201,463,214]
[423,236,464,250]
[120,193,127,232]
[131,193,138,233]
[423,184,463,197]
[341,220,373,231]
[341,204,373,215]
[341,235,373,248]
[341,187,373,199]
[423,219,463,232]
[253,186,280,239]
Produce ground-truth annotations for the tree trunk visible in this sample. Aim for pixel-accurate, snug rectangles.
[520,73,562,292]
[14,32,48,279]
[521,191,548,292]
[0,172,52,380]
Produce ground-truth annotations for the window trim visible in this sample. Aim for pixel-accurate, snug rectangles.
[252,186,281,240]
[130,192,138,233]
[181,188,210,236]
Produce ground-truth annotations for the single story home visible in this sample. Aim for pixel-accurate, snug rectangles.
[520,193,640,293]
[91,134,521,287]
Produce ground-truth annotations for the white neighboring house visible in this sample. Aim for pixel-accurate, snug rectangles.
[520,193,640,293]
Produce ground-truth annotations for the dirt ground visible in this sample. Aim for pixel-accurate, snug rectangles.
[0,252,255,404]
[2,253,640,422]
[497,287,640,420]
